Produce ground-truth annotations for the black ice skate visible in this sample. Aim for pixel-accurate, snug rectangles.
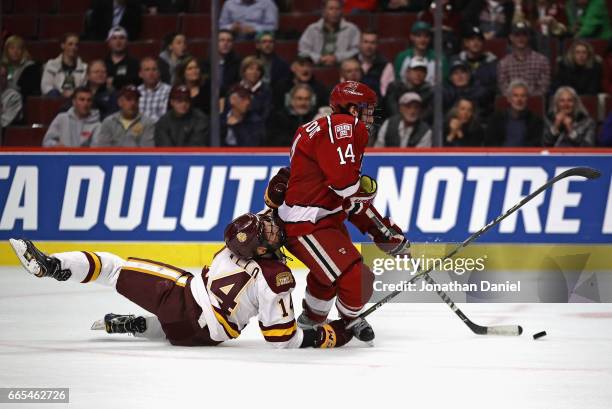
[297,312,329,330]
[91,313,147,335]
[9,238,72,281]
[349,317,375,345]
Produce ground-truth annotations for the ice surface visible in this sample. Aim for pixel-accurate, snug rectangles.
[1,266,611,409]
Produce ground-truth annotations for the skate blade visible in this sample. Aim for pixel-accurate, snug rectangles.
[90,319,106,331]
[9,238,42,277]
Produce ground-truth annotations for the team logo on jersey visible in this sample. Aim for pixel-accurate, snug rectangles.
[236,232,247,242]
[276,271,294,286]
[334,124,352,139]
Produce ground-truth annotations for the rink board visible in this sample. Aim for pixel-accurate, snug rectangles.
[0,148,611,272]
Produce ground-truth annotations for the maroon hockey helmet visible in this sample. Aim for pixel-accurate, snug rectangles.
[224,212,286,259]
[329,81,377,129]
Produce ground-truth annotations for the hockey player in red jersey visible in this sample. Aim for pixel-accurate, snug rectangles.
[8,212,354,349]
[265,81,411,343]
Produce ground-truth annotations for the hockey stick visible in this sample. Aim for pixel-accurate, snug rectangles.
[350,166,601,335]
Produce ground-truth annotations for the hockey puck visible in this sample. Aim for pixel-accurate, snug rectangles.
[532,331,547,340]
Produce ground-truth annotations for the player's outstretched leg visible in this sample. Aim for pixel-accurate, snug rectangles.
[9,239,71,281]
[90,313,147,335]
[9,238,125,286]
[336,262,376,344]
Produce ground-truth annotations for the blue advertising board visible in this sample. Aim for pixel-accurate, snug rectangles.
[0,150,610,244]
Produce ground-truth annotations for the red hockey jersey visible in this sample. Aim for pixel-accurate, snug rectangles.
[278,114,369,236]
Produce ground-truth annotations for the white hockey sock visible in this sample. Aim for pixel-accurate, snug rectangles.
[336,298,363,319]
[134,316,167,341]
[52,251,126,287]
[304,289,335,317]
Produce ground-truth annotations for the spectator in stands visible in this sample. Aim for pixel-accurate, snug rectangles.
[273,56,329,112]
[374,92,432,147]
[174,57,212,116]
[105,27,141,90]
[0,65,23,135]
[381,0,428,12]
[444,98,484,146]
[266,84,316,146]
[41,33,87,98]
[138,57,171,122]
[158,32,189,85]
[484,79,544,146]
[385,57,433,121]
[238,56,272,120]
[497,21,550,96]
[145,0,189,13]
[552,39,602,95]
[566,0,612,39]
[420,0,462,54]
[1,35,41,97]
[86,0,142,41]
[206,30,243,97]
[343,0,377,13]
[518,0,568,38]
[92,85,155,147]
[42,87,100,147]
[394,21,446,85]
[85,60,118,120]
[255,32,290,86]
[221,85,265,146]
[357,30,394,97]
[462,0,514,39]
[219,0,279,40]
[603,40,612,94]
[443,60,488,112]
[339,58,363,82]
[453,26,498,103]
[298,0,361,66]
[543,86,595,147]
[155,85,210,146]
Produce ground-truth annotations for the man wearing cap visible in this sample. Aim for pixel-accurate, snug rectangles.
[298,0,361,66]
[453,26,498,100]
[137,57,171,123]
[155,85,209,147]
[374,91,432,147]
[384,57,433,121]
[104,26,141,90]
[443,59,488,112]
[272,55,329,112]
[221,85,265,146]
[255,32,290,86]
[92,85,155,147]
[394,21,448,85]
[497,21,550,96]
[219,0,279,40]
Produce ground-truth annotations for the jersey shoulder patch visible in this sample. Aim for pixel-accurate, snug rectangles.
[257,258,296,294]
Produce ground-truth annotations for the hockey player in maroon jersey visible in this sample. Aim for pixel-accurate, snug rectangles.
[8,212,354,349]
[265,81,411,343]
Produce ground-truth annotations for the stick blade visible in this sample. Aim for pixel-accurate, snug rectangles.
[485,325,523,336]
[565,167,601,180]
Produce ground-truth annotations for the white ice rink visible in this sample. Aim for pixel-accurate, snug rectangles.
[1,266,611,409]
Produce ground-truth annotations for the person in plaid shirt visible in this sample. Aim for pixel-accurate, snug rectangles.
[497,21,551,96]
[137,57,171,122]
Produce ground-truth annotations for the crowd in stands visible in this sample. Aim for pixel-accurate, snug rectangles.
[1,0,611,147]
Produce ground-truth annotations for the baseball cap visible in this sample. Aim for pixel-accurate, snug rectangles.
[450,59,470,73]
[170,85,190,101]
[411,21,432,34]
[399,92,422,105]
[256,31,275,41]
[118,84,140,99]
[511,21,531,34]
[295,55,315,65]
[409,57,428,71]
[228,84,252,99]
[464,26,484,40]
[107,26,128,41]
